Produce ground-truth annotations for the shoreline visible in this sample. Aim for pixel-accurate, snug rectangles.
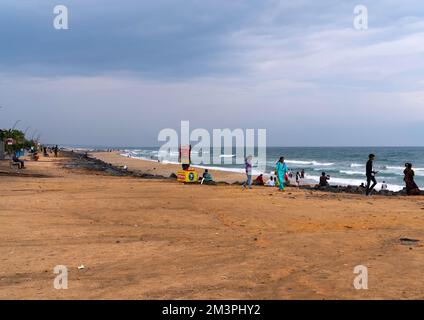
[62,146,422,193]
[89,150,418,196]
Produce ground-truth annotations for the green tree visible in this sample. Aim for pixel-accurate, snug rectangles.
[0,129,35,154]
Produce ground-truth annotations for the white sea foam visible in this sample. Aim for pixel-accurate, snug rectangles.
[385,166,404,170]
[340,170,363,175]
[285,160,334,166]
[385,165,424,171]
[350,163,364,167]
[120,153,260,175]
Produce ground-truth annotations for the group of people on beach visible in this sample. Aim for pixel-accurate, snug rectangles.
[365,153,421,196]
[242,155,290,191]
[241,153,422,196]
[11,145,60,169]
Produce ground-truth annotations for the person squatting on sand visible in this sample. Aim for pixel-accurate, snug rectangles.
[275,156,288,191]
[404,163,421,195]
[200,169,215,184]
[365,153,378,196]
[242,155,253,189]
[266,176,275,187]
[253,174,264,186]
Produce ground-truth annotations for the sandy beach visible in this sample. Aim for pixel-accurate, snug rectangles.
[1,151,424,299]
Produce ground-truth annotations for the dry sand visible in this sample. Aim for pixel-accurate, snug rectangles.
[1,151,424,299]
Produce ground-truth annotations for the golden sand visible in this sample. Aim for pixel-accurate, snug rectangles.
[0,152,423,299]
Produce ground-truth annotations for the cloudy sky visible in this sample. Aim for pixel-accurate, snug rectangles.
[1,0,424,146]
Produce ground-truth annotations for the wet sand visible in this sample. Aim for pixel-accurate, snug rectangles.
[1,152,424,299]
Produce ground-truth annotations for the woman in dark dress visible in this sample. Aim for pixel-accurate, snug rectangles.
[404,163,420,195]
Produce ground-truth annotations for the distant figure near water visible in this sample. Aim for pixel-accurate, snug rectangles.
[275,156,288,191]
[404,163,421,195]
[381,181,388,191]
[242,155,253,189]
[365,154,378,196]
[319,172,330,187]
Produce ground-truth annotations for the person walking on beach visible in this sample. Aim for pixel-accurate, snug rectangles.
[365,153,378,196]
[275,156,288,191]
[242,155,253,189]
[404,163,421,195]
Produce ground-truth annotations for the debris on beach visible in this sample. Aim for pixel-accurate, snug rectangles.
[77,265,85,270]
[399,238,420,246]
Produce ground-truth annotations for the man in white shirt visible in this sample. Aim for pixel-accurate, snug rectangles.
[381,181,388,191]
[266,176,275,187]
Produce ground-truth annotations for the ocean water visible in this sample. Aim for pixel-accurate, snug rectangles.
[119,147,424,192]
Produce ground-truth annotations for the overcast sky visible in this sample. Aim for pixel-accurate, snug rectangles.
[1,0,424,146]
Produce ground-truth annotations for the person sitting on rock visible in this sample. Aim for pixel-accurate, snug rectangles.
[201,169,214,184]
[319,172,330,187]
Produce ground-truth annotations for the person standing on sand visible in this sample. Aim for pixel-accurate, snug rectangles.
[242,155,253,189]
[365,153,378,196]
[275,156,288,191]
[404,163,421,195]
